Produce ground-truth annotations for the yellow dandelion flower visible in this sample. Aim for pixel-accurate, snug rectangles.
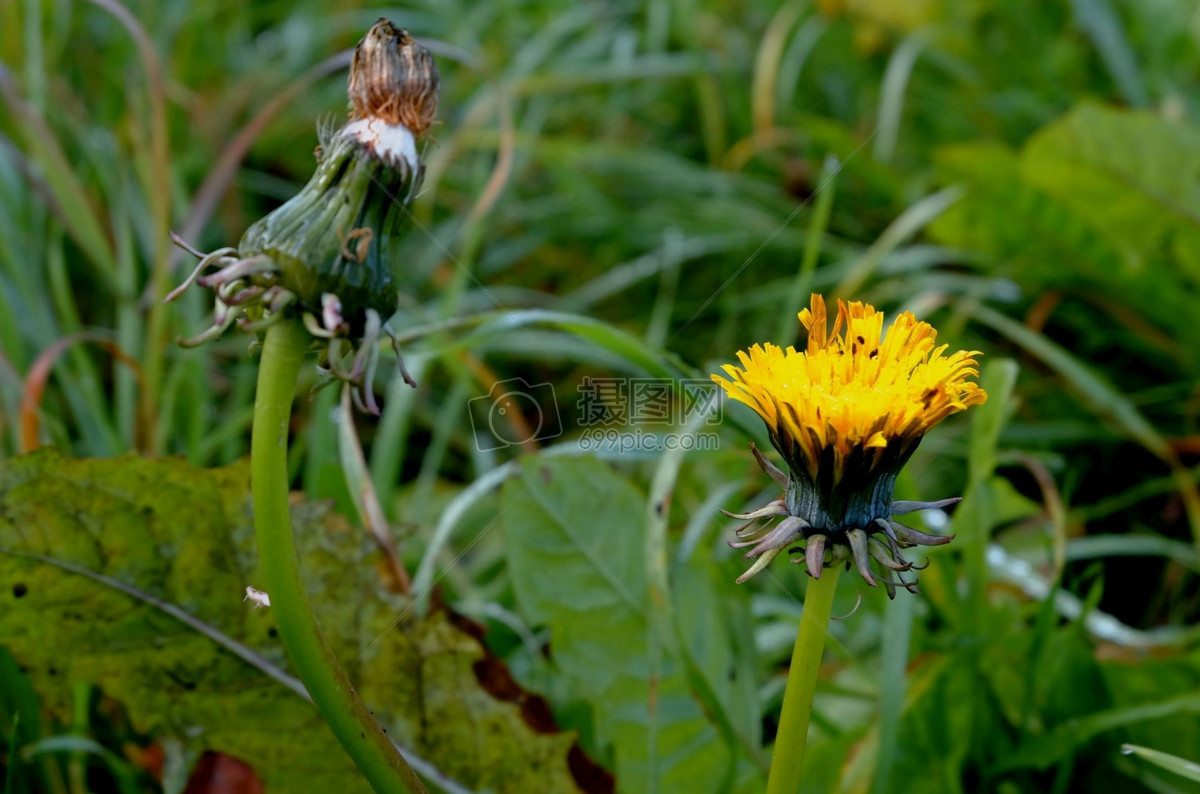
[711,294,987,594]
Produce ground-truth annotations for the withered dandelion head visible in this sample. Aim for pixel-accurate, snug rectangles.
[166,19,438,414]
[711,294,987,595]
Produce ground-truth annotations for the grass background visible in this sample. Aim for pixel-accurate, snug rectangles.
[2,0,1200,791]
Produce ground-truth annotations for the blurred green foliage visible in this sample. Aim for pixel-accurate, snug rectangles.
[2,0,1200,791]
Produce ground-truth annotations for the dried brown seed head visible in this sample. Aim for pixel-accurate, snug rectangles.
[348,18,439,136]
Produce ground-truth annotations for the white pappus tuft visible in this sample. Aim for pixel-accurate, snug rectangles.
[342,118,419,176]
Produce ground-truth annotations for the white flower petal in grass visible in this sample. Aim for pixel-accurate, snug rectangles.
[244,586,271,609]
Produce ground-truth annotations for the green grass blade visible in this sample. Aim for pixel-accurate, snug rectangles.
[960,358,1019,627]
[971,302,1200,549]
[835,186,964,298]
[776,155,837,346]
[1068,0,1148,106]
[1120,744,1200,783]
[0,68,117,285]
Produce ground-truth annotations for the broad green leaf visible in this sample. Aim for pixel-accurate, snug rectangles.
[672,556,764,775]
[933,105,1200,290]
[502,455,733,792]
[930,128,1200,370]
[929,141,1128,278]
[1021,103,1200,277]
[0,450,586,793]
[1067,0,1148,107]
[832,654,953,794]
[644,405,764,777]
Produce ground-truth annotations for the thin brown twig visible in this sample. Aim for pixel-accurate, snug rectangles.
[20,333,146,453]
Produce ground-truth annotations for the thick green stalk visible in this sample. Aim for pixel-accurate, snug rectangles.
[766,566,843,794]
[253,319,424,793]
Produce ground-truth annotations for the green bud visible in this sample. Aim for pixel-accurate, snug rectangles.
[167,19,438,410]
[236,128,408,336]
[239,20,438,335]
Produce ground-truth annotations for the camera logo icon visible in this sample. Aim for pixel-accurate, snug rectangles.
[468,378,563,451]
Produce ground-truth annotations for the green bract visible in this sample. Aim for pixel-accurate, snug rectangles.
[237,125,418,336]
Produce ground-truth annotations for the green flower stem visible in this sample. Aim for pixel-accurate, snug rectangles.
[253,319,424,793]
[766,565,843,794]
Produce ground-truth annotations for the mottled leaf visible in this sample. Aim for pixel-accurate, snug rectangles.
[0,450,589,793]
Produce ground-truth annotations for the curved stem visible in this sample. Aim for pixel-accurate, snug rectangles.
[766,566,843,794]
[253,319,425,793]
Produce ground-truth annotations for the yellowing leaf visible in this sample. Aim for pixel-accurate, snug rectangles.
[0,450,592,793]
